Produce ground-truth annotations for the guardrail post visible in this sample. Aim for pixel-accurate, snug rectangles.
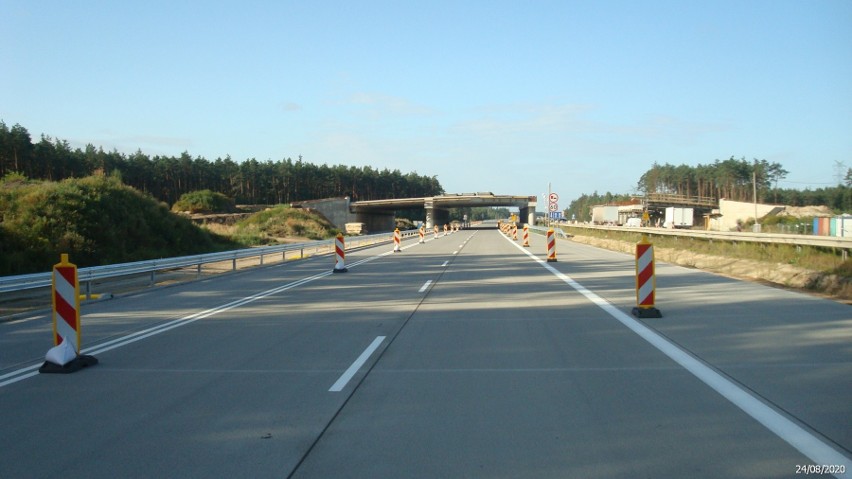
[40,254,98,374]
[632,234,662,318]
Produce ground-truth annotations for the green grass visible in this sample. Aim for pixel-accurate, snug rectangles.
[233,205,340,245]
[0,174,240,275]
[172,189,236,214]
[558,225,852,278]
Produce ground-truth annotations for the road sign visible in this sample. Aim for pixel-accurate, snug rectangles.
[549,193,559,203]
[549,211,563,219]
[549,203,559,212]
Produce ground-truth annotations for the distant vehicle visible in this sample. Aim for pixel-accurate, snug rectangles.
[664,207,694,229]
[592,206,619,225]
[625,217,642,227]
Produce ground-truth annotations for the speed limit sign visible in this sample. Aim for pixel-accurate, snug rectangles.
[549,203,559,212]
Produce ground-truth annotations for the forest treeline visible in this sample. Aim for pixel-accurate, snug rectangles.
[4,120,851,223]
[638,157,788,201]
[0,121,444,205]
[566,158,852,222]
[636,157,852,209]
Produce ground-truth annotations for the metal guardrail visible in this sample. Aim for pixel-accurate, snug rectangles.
[528,225,570,240]
[554,223,852,250]
[0,230,419,295]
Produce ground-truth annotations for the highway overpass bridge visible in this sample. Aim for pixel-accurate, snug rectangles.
[293,193,538,231]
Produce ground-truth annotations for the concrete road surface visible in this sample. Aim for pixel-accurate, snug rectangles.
[1,227,849,478]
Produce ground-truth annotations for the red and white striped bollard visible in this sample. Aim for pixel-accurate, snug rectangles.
[632,234,662,318]
[546,229,557,262]
[333,233,348,273]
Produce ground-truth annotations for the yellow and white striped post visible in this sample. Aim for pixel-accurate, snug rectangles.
[419,225,425,244]
[41,254,98,373]
[546,229,557,262]
[632,234,662,318]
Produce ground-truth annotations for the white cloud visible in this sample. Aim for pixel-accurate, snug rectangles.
[280,102,302,112]
[346,92,436,117]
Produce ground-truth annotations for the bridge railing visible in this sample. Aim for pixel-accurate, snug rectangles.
[0,230,418,296]
[644,193,717,208]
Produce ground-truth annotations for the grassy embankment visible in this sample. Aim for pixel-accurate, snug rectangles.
[211,205,340,245]
[0,175,339,276]
[557,224,852,299]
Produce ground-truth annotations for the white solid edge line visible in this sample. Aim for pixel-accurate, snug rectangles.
[329,336,386,392]
[504,235,852,472]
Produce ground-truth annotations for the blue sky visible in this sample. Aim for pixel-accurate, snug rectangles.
[2,0,850,205]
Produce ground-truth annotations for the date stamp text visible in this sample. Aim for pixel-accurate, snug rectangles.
[795,464,846,475]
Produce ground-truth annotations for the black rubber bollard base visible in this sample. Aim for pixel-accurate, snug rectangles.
[332,268,348,273]
[632,307,662,318]
[39,355,99,374]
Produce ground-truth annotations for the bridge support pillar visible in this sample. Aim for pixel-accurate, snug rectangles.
[520,206,532,226]
[521,199,537,226]
[424,201,449,230]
